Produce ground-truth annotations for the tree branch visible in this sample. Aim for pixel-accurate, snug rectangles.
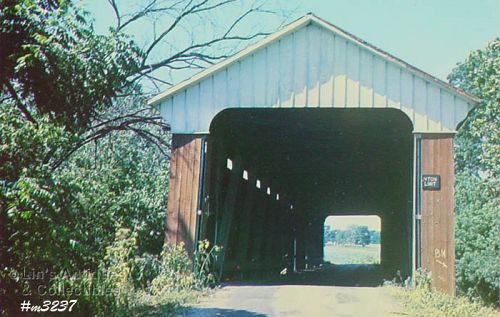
[107,0,121,29]
[50,111,171,171]
[139,32,268,78]
[3,80,38,125]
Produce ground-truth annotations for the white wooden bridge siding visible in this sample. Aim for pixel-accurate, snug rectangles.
[158,22,473,134]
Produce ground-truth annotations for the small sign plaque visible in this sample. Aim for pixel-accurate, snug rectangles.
[422,175,441,190]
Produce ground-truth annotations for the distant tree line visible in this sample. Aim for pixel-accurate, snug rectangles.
[324,225,380,247]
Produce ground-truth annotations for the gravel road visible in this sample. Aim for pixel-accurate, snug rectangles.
[179,284,408,317]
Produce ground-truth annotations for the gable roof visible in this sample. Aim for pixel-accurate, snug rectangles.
[149,13,479,106]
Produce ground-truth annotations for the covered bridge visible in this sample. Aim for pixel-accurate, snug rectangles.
[149,14,479,294]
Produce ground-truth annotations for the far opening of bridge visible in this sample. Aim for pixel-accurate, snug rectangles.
[201,107,413,285]
[323,215,381,265]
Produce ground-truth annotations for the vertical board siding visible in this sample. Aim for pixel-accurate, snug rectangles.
[400,70,414,123]
[359,49,373,107]
[279,35,294,108]
[421,135,455,295]
[240,56,254,107]
[165,135,180,244]
[440,92,455,130]
[213,71,227,119]
[177,138,192,251]
[333,36,347,107]
[186,84,200,133]
[427,85,441,131]
[413,77,427,131]
[253,49,267,106]
[455,99,470,127]
[226,63,240,108]
[319,29,334,107]
[346,43,360,108]
[266,44,280,107]
[373,57,387,107]
[307,25,322,107]
[159,23,472,134]
[387,64,401,109]
[165,135,204,257]
[293,27,308,107]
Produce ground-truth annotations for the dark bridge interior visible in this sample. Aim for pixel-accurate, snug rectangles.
[203,108,413,285]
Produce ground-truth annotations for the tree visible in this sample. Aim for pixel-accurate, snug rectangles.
[103,0,280,89]
[353,225,371,247]
[324,225,335,244]
[369,230,380,244]
[448,38,499,306]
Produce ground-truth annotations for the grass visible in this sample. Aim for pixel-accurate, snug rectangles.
[387,285,500,317]
[323,243,380,264]
[130,289,204,316]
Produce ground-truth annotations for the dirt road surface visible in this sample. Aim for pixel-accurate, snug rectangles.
[179,284,408,317]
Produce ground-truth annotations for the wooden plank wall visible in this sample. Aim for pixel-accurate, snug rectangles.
[421,135,455,294]
[165,134,204,258]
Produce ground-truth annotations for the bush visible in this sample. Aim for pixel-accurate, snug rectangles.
[48,230,218,316]
[150,243,197,295]
[391,269,499,317]
[449,38,500,307]
[455,176,500,306]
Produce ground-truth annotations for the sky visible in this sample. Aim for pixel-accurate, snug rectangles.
[290,0,500,80]
[82,0,500,80]
[81,0,499,84]
[325,215,381,231]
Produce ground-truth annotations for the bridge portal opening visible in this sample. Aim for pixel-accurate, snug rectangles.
[323,215,381,265]
[204,108,414,285]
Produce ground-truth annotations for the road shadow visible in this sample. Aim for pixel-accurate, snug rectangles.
[224,263,403,287]
[180,307,267,316]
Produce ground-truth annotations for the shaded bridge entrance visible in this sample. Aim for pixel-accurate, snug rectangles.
[151,14,479,293]
[203,108,413,283]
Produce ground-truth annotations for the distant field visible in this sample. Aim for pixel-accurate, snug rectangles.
[324,244,381,264]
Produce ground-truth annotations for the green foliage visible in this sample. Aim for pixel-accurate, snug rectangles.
[55,113,170,265]
[51,228,208,316]
[448,38,500,306]
[193,240,222,287]
[391,270,499,317]
[0,106,76,180]
[0,0,142,128]
[150,243,197,295]
[369,230,381,244]
[0,104,170,315]
[449,39,499,177]
[324,225,378,246]
[455,175,499,305]
[413,268,432,291]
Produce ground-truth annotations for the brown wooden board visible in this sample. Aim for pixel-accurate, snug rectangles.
[165,136,180,244]
[177,136,192,248]
[421,135,455,295]
[188,138,202,257]
[165,135,204,257]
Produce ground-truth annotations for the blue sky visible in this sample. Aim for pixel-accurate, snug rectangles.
[82,0,499,83]
[291,0,499,80]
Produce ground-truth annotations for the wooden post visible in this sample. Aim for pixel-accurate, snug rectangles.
[420,134,456,295]
[165,134,204,258]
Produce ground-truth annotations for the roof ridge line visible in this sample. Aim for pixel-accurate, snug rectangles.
[149,14,480,106]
